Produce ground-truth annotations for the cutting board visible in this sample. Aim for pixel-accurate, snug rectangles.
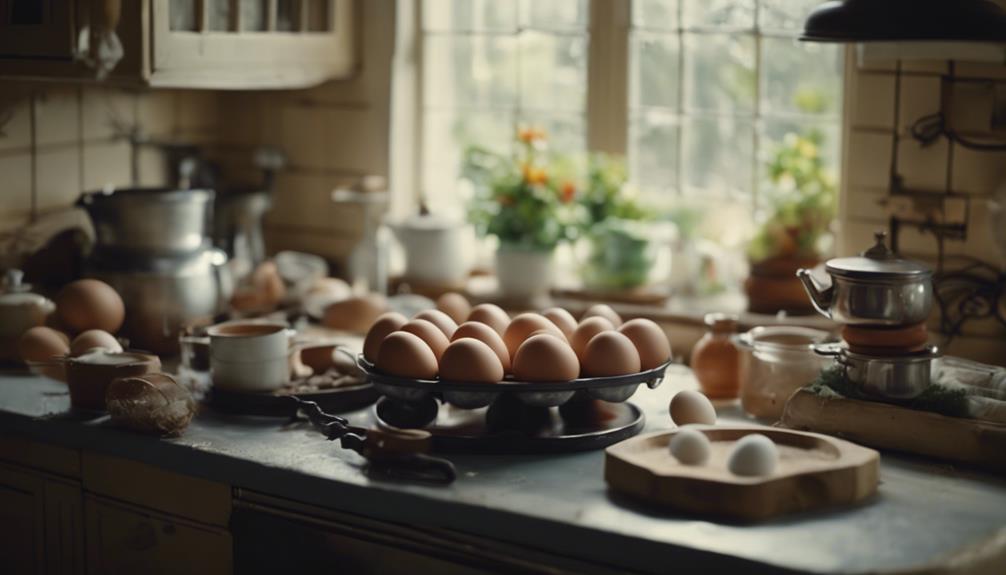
[780,388,1006,472]
[604,425,879,521]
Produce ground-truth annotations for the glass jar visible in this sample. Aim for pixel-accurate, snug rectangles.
[690,313,741,399]
[736,326,830,420]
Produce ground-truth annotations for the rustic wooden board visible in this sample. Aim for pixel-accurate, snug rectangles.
[604,425,879,521]
[780,388,1006,472]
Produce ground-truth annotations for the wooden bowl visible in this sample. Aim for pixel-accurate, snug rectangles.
[605,425,879,521]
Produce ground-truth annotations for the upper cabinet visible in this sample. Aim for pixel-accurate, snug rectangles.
[0,0,356,89]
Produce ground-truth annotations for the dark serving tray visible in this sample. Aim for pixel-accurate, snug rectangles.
[357,356,669,409]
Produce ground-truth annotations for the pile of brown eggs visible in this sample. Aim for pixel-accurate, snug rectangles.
[363,293,671,384]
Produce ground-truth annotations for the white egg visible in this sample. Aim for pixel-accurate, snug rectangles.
[669,389,717,426]
[727,434,779,477]
[668,427,711,465]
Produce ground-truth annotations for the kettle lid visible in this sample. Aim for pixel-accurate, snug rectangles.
[825,231,932,279]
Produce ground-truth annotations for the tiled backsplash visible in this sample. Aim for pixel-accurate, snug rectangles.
[0,84,219,235]
[841,53,1006,363]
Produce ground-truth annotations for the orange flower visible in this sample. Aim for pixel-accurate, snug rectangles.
[521,163,548,185]
[560,181,576,204]
[517,127,547,144]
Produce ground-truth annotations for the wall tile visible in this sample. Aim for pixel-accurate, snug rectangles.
[325,107,383,173]
[175,91,219,136]
[952,145,1006,195]
[955,62,1006,81]
[948,80,997,135]
[263,226,357,261]
[0,153,32,219]
[82,142,132,191]
[960,196,1006,268]
[896,137,949,191]
[35,86,80,147]
[266,172,365,234]
[0,94,32,152]
[900,60,949,75]
[81,87,135,141]
[943,333,1006,366]
[850,73,895,129]
[280,105,328,169]
[837,219,885,257]
[846,131,894,189]
[897,75,942,131]
[34,147,81,210]
[843,187,888,223]
[137,147,168,187]
[135,90,177,138]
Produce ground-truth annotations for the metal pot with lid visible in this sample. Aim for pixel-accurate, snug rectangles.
[797,232,933,326]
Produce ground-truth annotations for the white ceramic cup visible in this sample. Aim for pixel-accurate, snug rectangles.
[207,321,291,392]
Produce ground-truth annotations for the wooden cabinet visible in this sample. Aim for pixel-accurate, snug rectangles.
[84,495,232,575]
[0,0,356,89]
[0,463,84,575]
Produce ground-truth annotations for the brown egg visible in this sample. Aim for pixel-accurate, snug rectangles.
[503,313,565,359]
[512,334,579,382]
[375,331,439,379]
[399,319,450,361]
[56,279,125,334]
[571,316,615,361]
[323,294,388,333]
[583,303,622,327]
[436,292,471,324]
[414,309,458,338]
[582,331,641,377]
[618,318,672,370]
[439,338,504,383]
[452,321,511,372]
[466,303,510,336]
[69,329,123,357]
[362,312,408,363]
[541,307,577,339]
[18,326,70,363]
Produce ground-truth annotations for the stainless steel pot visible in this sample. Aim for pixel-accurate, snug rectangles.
[79,187,215,255]
[797,231,933,326]
[89,248,233,355]
[814,342,939,399]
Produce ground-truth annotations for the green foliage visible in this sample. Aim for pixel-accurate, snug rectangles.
[748,128,836,262]
[808,365,970,418]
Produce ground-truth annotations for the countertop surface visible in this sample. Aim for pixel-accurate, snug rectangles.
[1,367,1005,575]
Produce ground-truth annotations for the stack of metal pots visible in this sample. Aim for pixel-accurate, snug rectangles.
[79,187,233,355]
[797,232,938,399]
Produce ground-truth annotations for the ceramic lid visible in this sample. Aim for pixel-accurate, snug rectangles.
[825,231,932,280]
[0,269,52,309]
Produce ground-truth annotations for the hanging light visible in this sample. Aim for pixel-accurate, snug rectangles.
[801,0,1006,42]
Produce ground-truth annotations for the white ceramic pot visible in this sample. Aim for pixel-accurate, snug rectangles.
[496,245,554,299]
[388,213,472,285]
[207,321,291,392]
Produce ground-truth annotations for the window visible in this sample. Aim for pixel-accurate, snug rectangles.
[417,0,843,247]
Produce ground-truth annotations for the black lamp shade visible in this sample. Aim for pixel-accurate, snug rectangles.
[802,0,1006,42]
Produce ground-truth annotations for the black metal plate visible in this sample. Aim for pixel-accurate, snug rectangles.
[208,383,378,417]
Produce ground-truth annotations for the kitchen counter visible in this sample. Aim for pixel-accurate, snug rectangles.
[1,368,1005,574]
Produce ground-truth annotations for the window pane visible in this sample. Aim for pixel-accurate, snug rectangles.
[240,0,268,31]
[518,32,588,113]
[761,38,843,116]
[170,0,198,31]
[759,118,841,192]
[683,0,755,28]
[424,35,518,110]
[631,32,679,111]
[277,0,296,31]
[424,0,517,32]
[423,110,514,214]
[684,33,756,113]
[630,111,679,190]
[682,116,754,198]
[518,112,586,155]
[633,0,679,30]
[760,0,822,32]
[519,0,588,31]
[208,0,231,31]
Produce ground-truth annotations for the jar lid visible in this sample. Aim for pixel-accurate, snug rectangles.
[825,231,931,280]
[704,312,738,333]
[0,269,52,309]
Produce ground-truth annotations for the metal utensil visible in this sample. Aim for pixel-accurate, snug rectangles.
[797,231,933,326]
[814,342,940,399]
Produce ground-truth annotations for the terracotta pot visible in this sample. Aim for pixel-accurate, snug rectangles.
[65,351,161,411]
[745,256,819,315]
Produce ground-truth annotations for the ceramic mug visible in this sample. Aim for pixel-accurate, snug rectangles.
[207,321,291,392]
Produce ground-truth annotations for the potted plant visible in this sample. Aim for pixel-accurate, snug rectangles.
[463,128,578,298]
[745,129,837,314]
[575,155,661,292]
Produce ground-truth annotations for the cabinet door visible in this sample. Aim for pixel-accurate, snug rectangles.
[84,495,232,575]
[0,0,76,59]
